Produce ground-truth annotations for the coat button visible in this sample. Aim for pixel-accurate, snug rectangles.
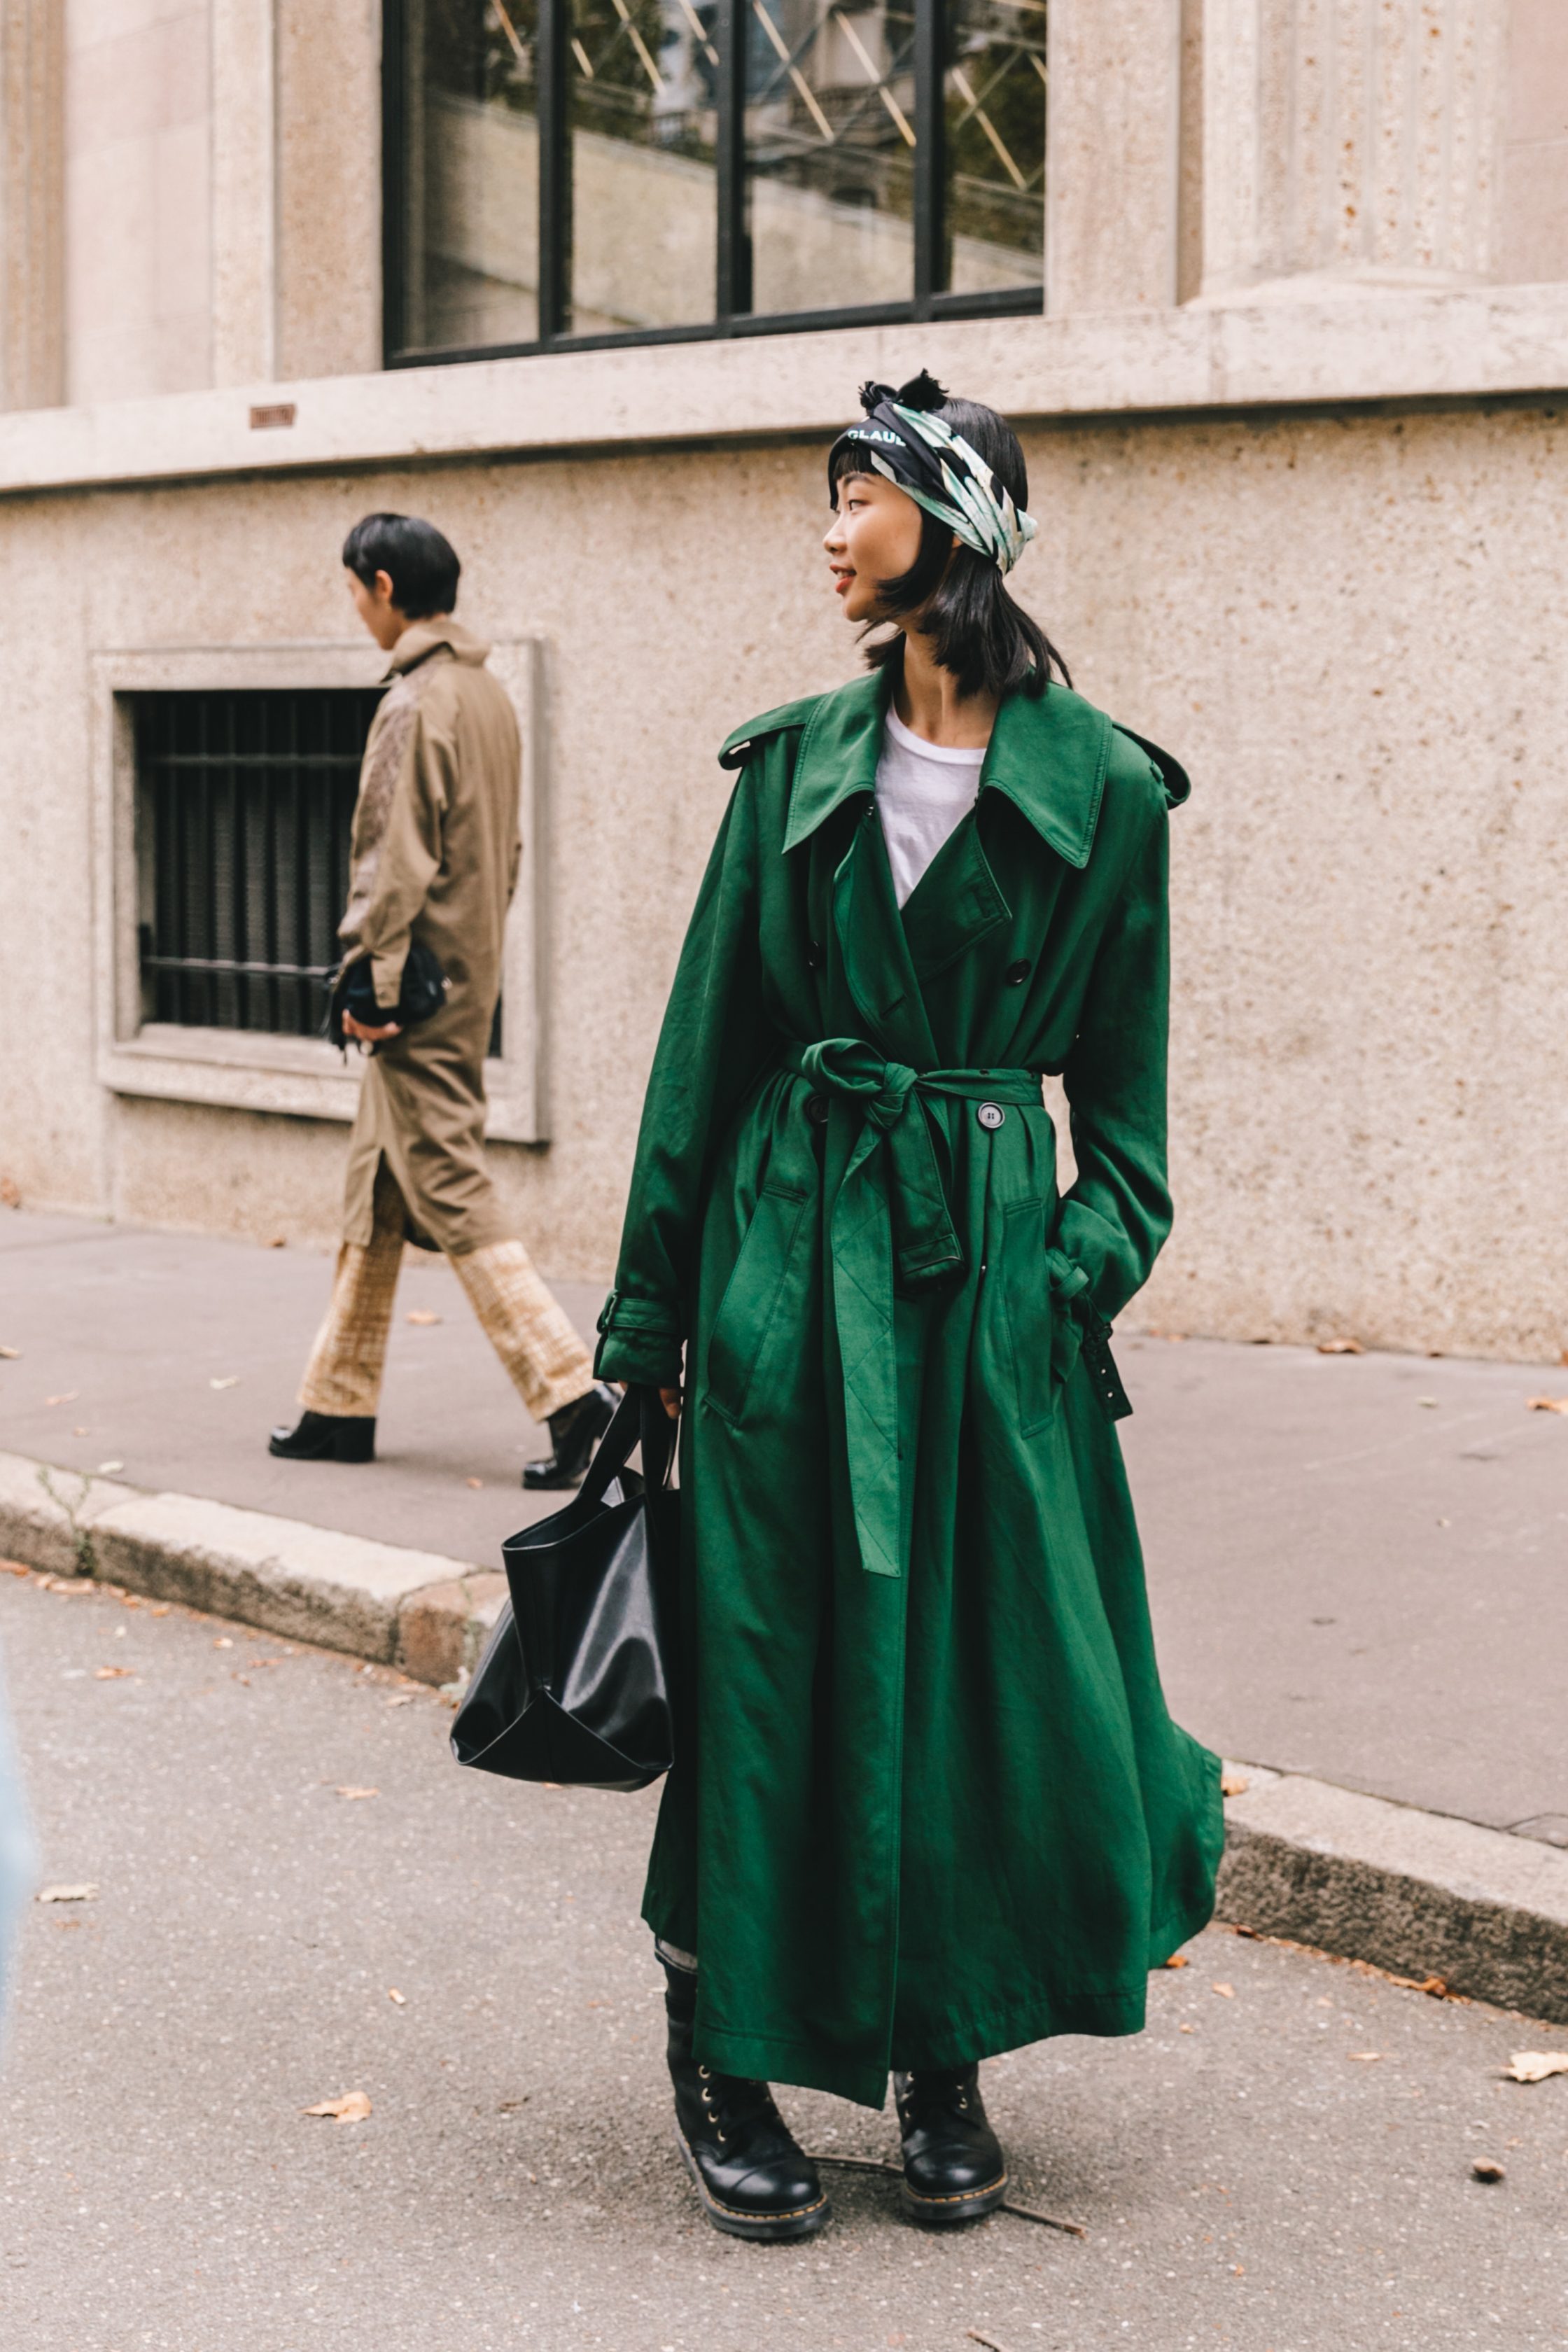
[1004,958,1032,986]
[806,1093,830,1127]
[976,1102,1005,1132]
[806,939,823,969]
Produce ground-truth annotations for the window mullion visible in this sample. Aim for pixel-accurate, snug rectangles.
[716,0,750,322]
[538,0,572,342]
[913,0,943,315]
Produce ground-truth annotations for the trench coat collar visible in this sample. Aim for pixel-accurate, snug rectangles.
[779,670,1114,870]
[385,617,492,676]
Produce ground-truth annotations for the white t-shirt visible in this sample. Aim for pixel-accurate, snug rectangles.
[874,705,988,908]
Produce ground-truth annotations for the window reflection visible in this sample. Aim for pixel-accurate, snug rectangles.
[942,0,1045,291]
[744,0,918,316]
[568,0,720,332]
[401,0,542,355]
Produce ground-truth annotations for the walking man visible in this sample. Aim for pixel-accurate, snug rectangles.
[270,513,614,1488]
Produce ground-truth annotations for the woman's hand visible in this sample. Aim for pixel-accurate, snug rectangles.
[612,1381,683,1420]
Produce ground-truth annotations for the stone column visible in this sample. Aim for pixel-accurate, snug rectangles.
[0,0,65,411]
[1200,0,1508,298]
[1046,0,1184,313]
[212,0,277,386]
[275,0,382,379]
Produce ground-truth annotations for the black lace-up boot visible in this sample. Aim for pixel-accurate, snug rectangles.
[522,1382,617,1490]
[268,1410,375,1463]
[893,2065,1007,2225]
[661,1961,828,2241]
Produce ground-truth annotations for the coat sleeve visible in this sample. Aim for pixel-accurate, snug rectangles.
[594,771,769,1388]
[1051,785,1174,1328]
[348,702,457,1009]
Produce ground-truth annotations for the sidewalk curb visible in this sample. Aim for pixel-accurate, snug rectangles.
[0,1450,505,1688]
[4,1447,1565,2026]
[1215,1767,1568,2024]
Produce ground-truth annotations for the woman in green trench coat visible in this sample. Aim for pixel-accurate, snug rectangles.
[594,374,1224,2241]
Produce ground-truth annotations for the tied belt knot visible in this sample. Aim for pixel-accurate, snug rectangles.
[783,1038,1040,1293]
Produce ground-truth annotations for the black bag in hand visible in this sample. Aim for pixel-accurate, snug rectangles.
[324,940,449,1051]
[451,1389,680,1791]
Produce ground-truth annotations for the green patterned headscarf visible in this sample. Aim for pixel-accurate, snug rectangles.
[828,377,1037,575]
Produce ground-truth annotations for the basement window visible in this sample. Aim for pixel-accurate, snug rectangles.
[133,687,385,1035]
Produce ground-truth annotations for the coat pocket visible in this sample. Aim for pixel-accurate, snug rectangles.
[703,1185,811,1429]
[1000,1198,1079,1437]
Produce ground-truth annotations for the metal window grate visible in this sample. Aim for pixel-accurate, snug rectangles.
[135,687,385,1037]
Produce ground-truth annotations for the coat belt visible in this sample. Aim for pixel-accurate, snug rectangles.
[780,1039,1042,1579]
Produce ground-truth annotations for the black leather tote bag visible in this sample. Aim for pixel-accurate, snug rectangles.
[451,1388,679,1791]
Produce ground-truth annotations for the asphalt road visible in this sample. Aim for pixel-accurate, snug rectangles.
[2,1571,1566,2351]
[4,1208,1567,1833]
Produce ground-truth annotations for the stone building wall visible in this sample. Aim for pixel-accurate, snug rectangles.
[0,0,1564,1363]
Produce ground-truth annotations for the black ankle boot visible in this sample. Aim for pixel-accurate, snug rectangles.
[522,1382,617,1490]
[662,1963,827,2241]
[268,1410,375,1463]
[893,2065,1007,2225]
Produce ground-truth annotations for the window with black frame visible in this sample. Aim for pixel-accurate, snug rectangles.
[384,0,1046,360]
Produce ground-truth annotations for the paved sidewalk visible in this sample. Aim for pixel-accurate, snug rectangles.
[4,1571,1567,2352]
[3,1205,1564,1842]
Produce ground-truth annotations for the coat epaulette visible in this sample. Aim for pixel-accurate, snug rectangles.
[718,694,823,772]
[1109,722,1191,811]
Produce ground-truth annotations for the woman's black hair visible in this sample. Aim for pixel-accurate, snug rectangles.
[829,372,1070,701]
[342,512,461,619]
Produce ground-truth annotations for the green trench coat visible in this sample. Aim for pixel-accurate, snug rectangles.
[595,667,1223,2110]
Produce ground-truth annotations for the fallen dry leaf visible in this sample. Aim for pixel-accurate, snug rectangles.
[97,1460,125,1475]
[46,1578,93,1594]
[335,1786,379,1801]
[92,1665,134,1681]
[465,1476,484,1490]
[267,1236,286,1249]
[44,1392,78,1407]
[209,1376,240,1392]
[213,1637,233,1649]
[0,1345,20,1359]
[150,1603,169,1616]
[1221,1772,1250,1798]
[1163,1954,1189,1970]
[1179,2022,1196,2033]
[1212,1982,1235,1999]
[0,1177,20,1209]
[72,1425,88,1437]
[1,1560,29,1577]
[1317,1336,1364,1355]
[1472,2158,1506,2183]
[405,1309,442,1326]
[388,1988,406,2005]
[302,2091,372,2124]
[1348,2052,1383,2062]
[1525,1396,1568,1415]
[37,1884,97,1904]
[1502,2052,1568,2084]
[386,1693,415,1707]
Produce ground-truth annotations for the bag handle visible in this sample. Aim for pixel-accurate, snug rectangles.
[575,1385,674,1510]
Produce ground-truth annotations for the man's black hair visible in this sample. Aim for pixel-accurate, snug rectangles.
[829,375,1070,703]
[342,512,461,620]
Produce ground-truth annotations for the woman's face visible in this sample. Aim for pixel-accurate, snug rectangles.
[824,470,925,624]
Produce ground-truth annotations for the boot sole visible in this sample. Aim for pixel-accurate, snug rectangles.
[676,2131,830,2241]
[900,2170,1008,2227]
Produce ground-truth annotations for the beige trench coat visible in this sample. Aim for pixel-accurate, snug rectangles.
[337,618,521,1254]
